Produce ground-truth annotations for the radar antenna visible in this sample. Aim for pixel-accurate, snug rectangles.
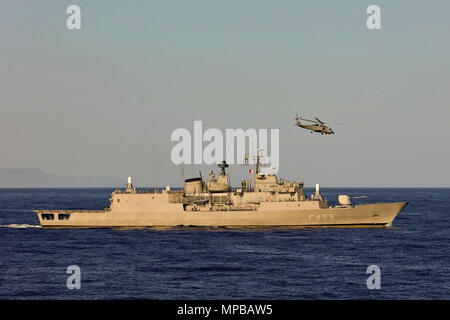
[218,161,229,175]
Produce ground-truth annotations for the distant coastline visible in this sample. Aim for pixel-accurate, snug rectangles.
[0,168,123,187]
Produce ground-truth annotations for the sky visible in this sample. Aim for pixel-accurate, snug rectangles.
[1,1,449,187]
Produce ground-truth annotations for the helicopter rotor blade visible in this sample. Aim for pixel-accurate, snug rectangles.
[301,118,319,123]
[315,117,325,124]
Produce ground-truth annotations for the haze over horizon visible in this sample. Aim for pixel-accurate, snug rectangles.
[1,1,449,187]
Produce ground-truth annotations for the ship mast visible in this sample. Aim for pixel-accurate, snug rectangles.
[252,148,265,183]
[255,148,267,175]
[255,150,260,175]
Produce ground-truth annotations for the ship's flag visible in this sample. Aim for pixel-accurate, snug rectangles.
[249,169,254,173]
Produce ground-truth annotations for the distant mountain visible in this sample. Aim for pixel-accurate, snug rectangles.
[0,168,123,187]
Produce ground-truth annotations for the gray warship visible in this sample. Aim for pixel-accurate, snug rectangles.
[34,152,408,228]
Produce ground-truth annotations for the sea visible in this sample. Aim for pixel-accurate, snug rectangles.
[0,188,448,299]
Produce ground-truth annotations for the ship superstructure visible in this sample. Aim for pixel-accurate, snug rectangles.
[34,153,407,228]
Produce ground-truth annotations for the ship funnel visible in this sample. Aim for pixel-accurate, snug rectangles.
[315,184,320,192]
[128,176,132,184]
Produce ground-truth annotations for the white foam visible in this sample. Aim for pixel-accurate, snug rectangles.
[0,224,41,228]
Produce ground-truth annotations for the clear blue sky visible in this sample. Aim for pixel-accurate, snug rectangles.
[1,1,449,186]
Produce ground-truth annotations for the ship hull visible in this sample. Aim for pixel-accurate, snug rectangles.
[35,201,407,228]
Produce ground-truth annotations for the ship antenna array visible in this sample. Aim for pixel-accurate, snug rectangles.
[153,165,159,192]
[228,165,232,191]
[251,148,268,176]
[179,164,185,182]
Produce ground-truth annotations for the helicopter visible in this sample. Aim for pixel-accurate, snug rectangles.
[295,114,335,135]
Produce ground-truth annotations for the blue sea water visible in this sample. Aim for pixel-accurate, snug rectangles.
[0,188,448,299]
